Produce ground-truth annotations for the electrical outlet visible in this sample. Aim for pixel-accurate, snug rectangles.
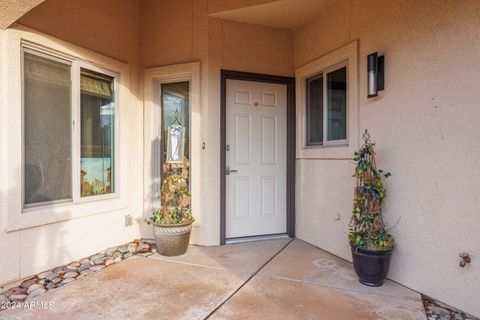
[125,214,133,226]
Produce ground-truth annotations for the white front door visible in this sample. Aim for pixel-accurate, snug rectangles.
[226,79,287,238]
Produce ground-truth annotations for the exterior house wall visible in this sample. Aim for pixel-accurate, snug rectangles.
[140,0,293,245]
[294,0,480,316]
[0,0,293,283]
[1,0,479,317]
[0,0,143,286]
[0,1,294,290]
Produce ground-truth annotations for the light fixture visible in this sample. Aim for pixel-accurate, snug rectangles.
[367,52,384,98]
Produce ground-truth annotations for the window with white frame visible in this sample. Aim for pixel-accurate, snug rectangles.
[306,64,347,146]
[23,48,117,208]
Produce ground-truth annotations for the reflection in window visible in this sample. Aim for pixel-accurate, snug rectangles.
[306,75,324,145]
[162,82,190,160]
[327,67,347,141]
[80,69,115,197]
[24,52,72,205]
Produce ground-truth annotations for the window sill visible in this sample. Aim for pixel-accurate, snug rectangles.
[4,196,128,232]
[303,142,349,149]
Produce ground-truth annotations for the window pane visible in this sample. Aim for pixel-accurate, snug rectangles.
[24,52,72,205]
[306,75,323,145]
[327,67,347,141]
[80,69,115,197]
[161,82,190,178]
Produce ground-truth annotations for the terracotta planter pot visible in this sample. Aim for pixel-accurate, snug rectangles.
[351,245,393,287]
[153,220,193,256]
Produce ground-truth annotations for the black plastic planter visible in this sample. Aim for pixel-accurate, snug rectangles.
[351,246,393,287]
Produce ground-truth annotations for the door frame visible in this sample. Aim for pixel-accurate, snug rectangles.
[220,70,296,244]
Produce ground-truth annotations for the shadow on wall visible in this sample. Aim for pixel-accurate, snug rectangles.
[0,167,74,285]
[138,136,162,239]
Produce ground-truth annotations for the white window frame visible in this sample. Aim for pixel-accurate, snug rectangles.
[296,41,359,159]
[74,61,120,204]
[21,47,74,208]
[2,25,130,231]
[143,63,201,240]
[305,61,349,147]
[21,46,121,210]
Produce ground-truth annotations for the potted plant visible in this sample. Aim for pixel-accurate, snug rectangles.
[145,157,194,256]
[349,130,394,287]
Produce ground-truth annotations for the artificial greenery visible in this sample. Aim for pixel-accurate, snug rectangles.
[145,157,193,225]
[349,133,394,250]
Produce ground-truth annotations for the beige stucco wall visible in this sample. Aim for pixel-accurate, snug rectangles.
[0,1,293,289]
[294,0,480,316]
[0,0,143,286]
[2,0,479,316]
[140,0,293,245]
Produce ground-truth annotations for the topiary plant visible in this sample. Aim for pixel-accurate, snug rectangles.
[145,157,193,225]
[349,130,394,250]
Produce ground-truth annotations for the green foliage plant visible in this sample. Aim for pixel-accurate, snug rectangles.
[145,157,193,225]
[349,133,394,250]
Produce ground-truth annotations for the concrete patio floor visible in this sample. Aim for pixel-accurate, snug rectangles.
[0,239,426,320]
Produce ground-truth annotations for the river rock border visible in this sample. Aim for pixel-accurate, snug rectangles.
[0,239,156,310]
[422,295,478,320]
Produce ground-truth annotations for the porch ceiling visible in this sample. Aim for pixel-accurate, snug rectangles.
[209,0,335,30]
[0,0,45,29]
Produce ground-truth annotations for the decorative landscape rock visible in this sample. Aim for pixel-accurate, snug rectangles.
[52,266,67,274]
[80,269,93,276]
[105,259,114,267]
[67,261,80,270]
[1,279,24,292]
[45,282,56,290]
[26,284,41,295]
[26,288,46,300]
[60,278,75,285]
[0,239,157,312]
[37,271,51,280]
[127,245,137,254]
[11,287,27,295]
[93,258,106,265]
[118,246,129,254]
[20,278,37,289]
[422,295,478,320]
[51,278,62,284]
[45,273,59,282]
[90,253,105,260]
[137,244,151,254]
[63,272,79,279]
[90,265,104,272]
[77,263,91,272]
[106,247,117,256]
[9,294,27,302]
[1,290,12,298]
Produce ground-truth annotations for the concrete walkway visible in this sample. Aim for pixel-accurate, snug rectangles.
[0,239,426,320]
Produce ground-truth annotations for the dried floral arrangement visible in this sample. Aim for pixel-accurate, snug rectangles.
[349,130,394,250]
[146,157,193,225]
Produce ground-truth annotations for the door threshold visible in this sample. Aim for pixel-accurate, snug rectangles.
[225,233,290,244]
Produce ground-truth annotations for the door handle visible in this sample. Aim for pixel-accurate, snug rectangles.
[226,167,238,175]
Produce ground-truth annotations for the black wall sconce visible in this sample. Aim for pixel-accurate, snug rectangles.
[367,52,385,98]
